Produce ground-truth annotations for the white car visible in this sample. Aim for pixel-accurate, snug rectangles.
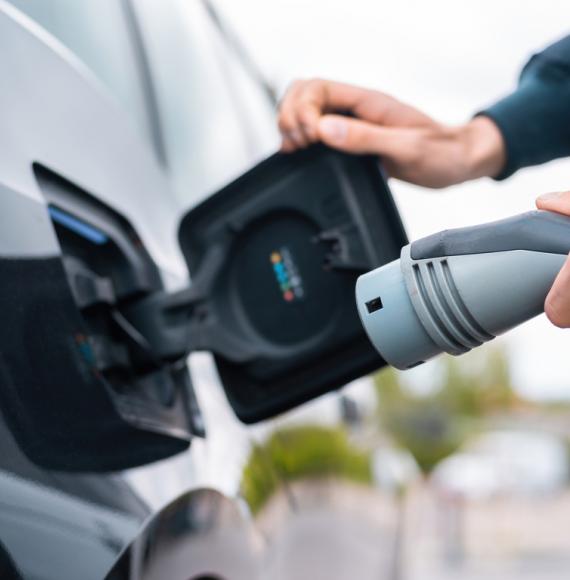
[0,1,407,578]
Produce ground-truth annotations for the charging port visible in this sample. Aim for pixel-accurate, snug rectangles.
[366,297,383,314]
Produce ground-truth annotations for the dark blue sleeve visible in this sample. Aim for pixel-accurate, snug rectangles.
[481,35,570,180]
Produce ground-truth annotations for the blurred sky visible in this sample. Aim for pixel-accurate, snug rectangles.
[216,0,570,400]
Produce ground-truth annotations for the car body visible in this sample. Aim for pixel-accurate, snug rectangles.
[0,2,403,578]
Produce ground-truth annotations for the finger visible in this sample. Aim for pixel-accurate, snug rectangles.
[294,94,321,142]
[281,79,375,144]
[298,79,372,115]
[536,191,570,215]
[278,81,309,145]
[280,135,297,152]
[293,79,367,141]
[279,126,309,149]
[301,80,433,128]
[288,129,308,148]
[545,253,570,328]
[317,114,413,157]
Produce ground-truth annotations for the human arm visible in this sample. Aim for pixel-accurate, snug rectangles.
[277,79,505,188]
[277,36,570,187]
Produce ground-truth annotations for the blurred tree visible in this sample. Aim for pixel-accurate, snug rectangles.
[241,424,372,514]
[438,348,518,416]
[374,348,519,473]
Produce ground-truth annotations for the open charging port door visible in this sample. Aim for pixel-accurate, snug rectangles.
[174,145,408,422]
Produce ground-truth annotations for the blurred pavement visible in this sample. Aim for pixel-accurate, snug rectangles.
[257,479,401,580]
[254,479,570,579]
[406,486,570,580]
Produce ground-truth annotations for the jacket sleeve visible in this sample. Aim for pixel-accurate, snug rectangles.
[480,35,570,180]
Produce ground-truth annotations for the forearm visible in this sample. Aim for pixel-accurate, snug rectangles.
[479,35,570,180]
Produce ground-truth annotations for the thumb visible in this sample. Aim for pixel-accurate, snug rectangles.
[317,114,403,156]
[536,191,570,328]
[536,190,570,216]
[545,253,570,328]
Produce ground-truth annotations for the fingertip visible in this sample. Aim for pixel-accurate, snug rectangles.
[536,191,564,207]
[288,129,308,148]
[536,191,570,212]
[301,123,318,142]
[280,138,296,153]
[544,253,570,328]
[545,293,570,328]
[282,132,307,152]
[298,110,320,141]
[277,114,293,135]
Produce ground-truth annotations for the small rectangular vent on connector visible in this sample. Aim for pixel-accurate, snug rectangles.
[365,297,383,314]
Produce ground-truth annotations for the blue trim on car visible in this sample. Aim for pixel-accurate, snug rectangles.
[48,206,109,245]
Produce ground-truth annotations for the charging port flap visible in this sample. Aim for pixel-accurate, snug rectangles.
[177,145,407,423]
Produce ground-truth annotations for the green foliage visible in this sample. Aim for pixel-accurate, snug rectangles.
[241,424,372,514]
[381,401,472,474]
[437,349,517,417]
[375,348,517,474]
[240,445,280,517]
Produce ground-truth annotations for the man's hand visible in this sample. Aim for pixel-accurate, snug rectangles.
[536,191,570,328]
[278,79,506,188]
